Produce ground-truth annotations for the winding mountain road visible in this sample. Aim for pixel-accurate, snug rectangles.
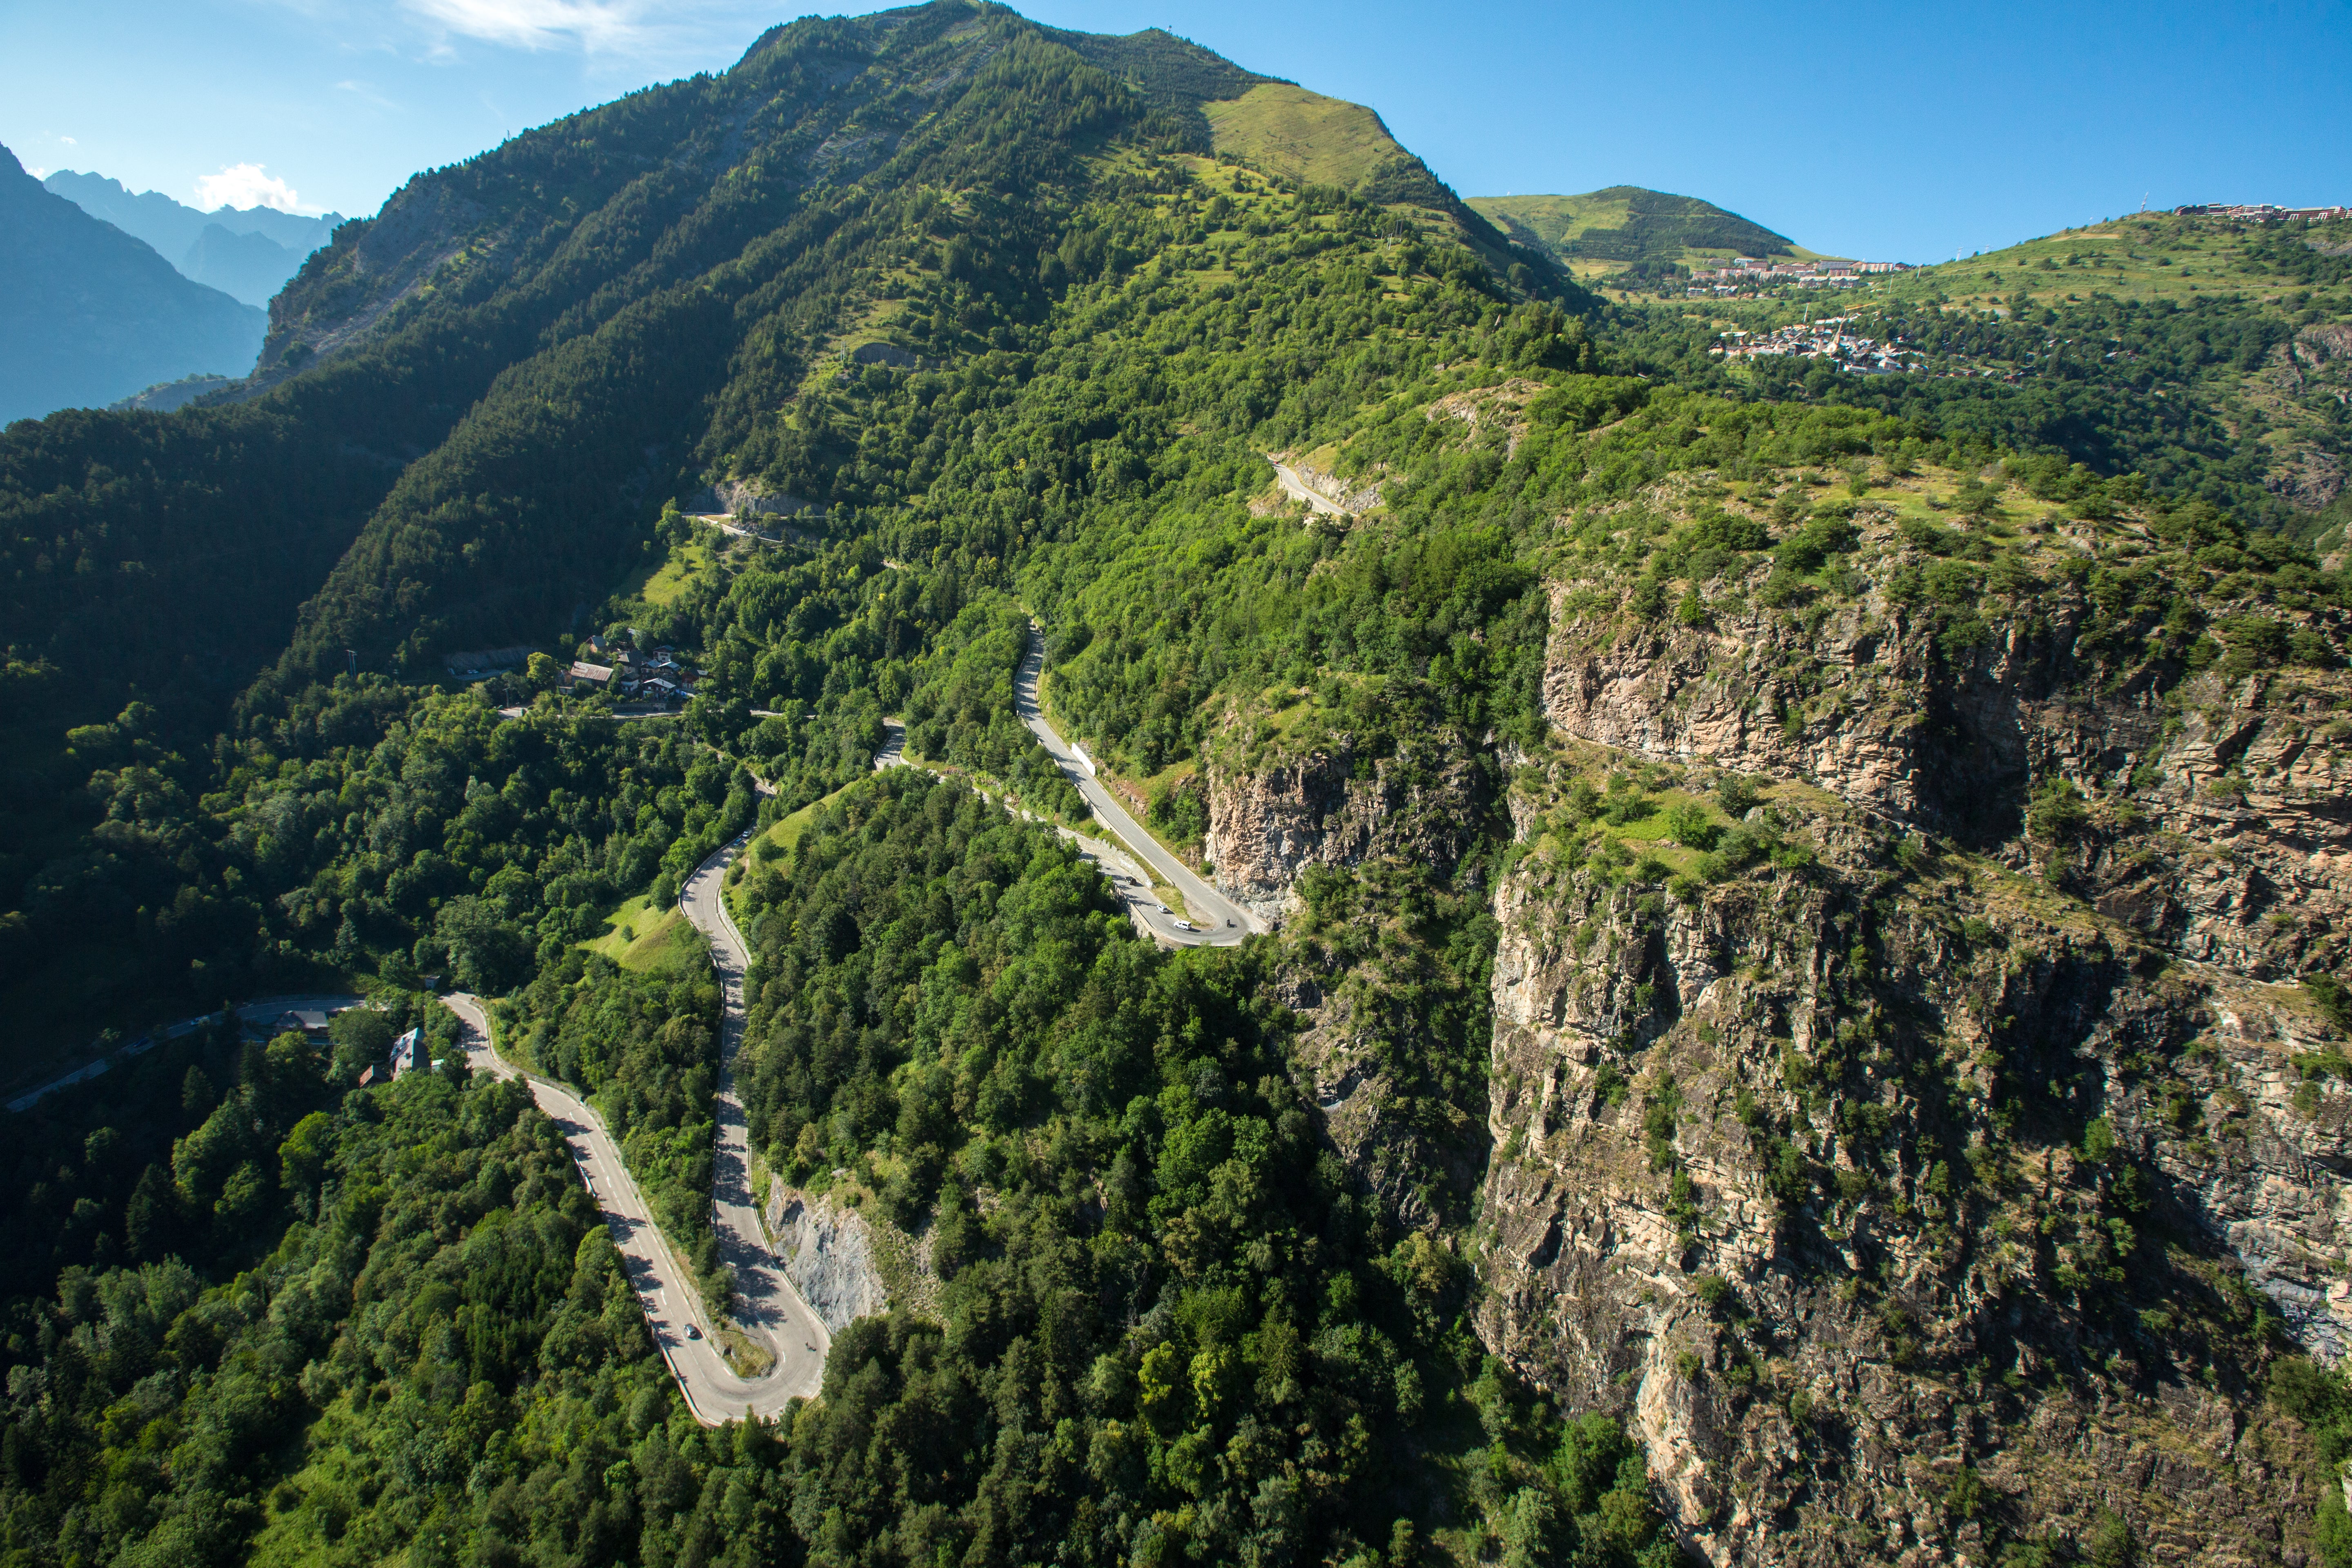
[679,833,834,1406]
[1014,628,1265,939]
[442,625,1263,1421]
[446,851,828,1425]
[1269,457,1348,517]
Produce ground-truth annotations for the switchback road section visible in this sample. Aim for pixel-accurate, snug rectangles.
[1013,628,1265,939]
[876,713,1247,949]
[445,989,824,1424]
[682,834,835,1405]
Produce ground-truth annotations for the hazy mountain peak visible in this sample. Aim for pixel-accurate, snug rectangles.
[0,143,263,421]
[41,167,344,306]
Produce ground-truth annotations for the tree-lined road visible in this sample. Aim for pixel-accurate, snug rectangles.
[878,678,1252,948]
[679,833,834,1408]
[1013,627,1264,940]
[447,936,824,1424]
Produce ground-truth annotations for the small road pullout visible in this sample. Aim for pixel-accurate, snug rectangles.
[1269,457,1349,518]
[447,979,823,1424]
[1013,628,1265,939]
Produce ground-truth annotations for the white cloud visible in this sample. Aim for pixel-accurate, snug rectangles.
[195,162,325,215]
[394,0,777,60]
[335,78,402,111]
[59,136,76,147]
[401,0,653,53]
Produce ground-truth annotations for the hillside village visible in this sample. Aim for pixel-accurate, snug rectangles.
[440,629,708,708]
[561,630,704,705]
[1685,254,1910,293]
[1710,317,1927,372]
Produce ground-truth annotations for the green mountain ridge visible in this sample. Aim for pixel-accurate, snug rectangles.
[0,4,2350,1566]
[1471,186,1811,282]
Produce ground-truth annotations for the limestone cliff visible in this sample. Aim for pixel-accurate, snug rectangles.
[1203,725,1492,924]
[1163,466,2352,1559]
[1477,758,2350,1562]
[1472,486,2352,1562]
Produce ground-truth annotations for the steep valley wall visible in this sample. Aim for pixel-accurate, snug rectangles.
[1197,554,2352,1564]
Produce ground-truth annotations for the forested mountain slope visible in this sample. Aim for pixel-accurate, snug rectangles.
[2,3,2351,1566]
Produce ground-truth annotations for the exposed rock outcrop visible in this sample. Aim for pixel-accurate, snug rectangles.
[697,478,808,519]
[1541,555,2352,982]
[765,1187,890,1334]
[1474,734,2352,1564]
[1204,734,1492,924]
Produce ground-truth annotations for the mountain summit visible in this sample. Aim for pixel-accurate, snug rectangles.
[1472,185,1806,280]
[42,169,343,307]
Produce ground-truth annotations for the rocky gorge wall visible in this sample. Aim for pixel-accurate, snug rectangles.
[1540,575,2352,985]
[1180,489,2352,1561]
[1476,768,2346,1564]
[1468,550,2352,1563]
[1202,731,1492,926]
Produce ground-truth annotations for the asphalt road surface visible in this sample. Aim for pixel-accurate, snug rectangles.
[877,701,1250,948]
[1013,627,1264,939]
[681,833,835,1406]
[1269,457,1348,517]
[446,983,825,1424]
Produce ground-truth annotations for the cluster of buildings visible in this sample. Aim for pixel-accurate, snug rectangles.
[1711,318,1926,374]
[1684,256,1912,294]
[2173,203,2350,223]
[566,631,705,706]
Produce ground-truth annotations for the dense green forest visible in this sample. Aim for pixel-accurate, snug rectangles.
[1,1,2350,1563]
[500,927,733,1312]
[729,769,1668,1564]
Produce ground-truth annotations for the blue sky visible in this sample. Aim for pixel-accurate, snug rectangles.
[4,0,2348,260]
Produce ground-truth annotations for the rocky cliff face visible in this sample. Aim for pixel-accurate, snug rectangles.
[1476,775,2344,1561]
[1466,492,2352,1562]
[1203,729,1492,924]
[766,1187,891,1334]
[1539,517,2352,986]
[1197,716,1499,1229]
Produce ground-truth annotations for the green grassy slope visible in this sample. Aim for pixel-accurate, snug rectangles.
[1471,185,1813,281]
[1606,208,2352,546]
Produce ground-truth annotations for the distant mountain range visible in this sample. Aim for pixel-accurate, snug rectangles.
[41,169,343,308]
[0,145,265,424]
